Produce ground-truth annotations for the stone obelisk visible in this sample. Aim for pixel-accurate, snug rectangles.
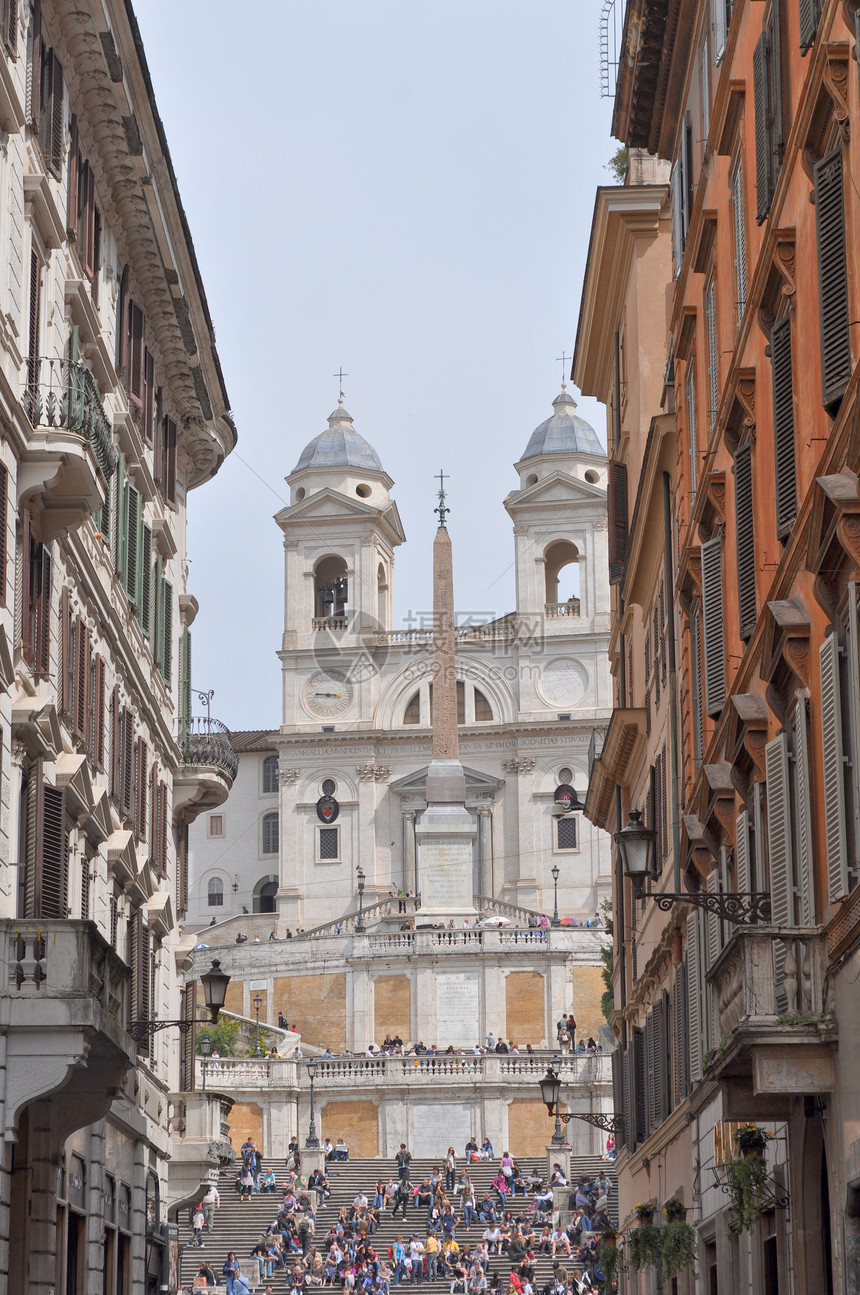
[415,475,477,920]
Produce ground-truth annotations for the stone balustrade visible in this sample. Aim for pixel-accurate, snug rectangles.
[196,1051,610,1092]
[708,926,828,1036]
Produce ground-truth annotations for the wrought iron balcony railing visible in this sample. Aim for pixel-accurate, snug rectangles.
[23,357,118,479]
[179,716,238,782]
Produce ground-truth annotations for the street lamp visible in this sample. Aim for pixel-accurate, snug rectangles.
[200,1036,212,1092]
[253,993,263,1057]
[614,808,656,899]
[305,1056,320,1148]
[356,866,366,933]
[550,865,561,928]
[130,958,231,1045]
[540,1059,565,1146]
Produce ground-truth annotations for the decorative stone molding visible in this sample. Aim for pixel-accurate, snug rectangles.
[279,769,301,785]
[698,470,726,541]
[773,234,796,299]
[356,765,392,782]
[701,763,736,841]
[725,693,769,795]
[807,471,860,615]
[761,599,811,722]
[823,43,851,141]
[503,758,536,774]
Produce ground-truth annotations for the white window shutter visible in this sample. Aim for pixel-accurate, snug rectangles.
[847,582,860,881]
[706,868,721,969]
[732,157,747,320]
[701,537,727,715]
[793,695,814,926]
[713,0,727,62]
[671,161,683,277]
[735,808,751,893]
[819,632,849,902]
[687,912,701,1083]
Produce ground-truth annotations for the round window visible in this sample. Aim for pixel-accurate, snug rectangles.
[526,473,538,486]
[356,484,371,498]
[321,778,337,797]
[558,767,573,784]
[295,487,306,500]
[584,470,599,484]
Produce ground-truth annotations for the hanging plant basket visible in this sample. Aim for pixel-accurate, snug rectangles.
[733,1124,771,1157]
[598,1241,620,1286]
[727,1153,770,1233]
[601,1228,618,1247]
[634,1201,656,1223]
[629,1224,663,1271]
[659,1220,697,1276]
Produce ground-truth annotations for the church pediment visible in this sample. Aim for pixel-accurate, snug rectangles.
[391,765,504,795]
[275,491,406,543]
[504,470,607,512]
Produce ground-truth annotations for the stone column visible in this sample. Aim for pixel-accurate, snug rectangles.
[477,804,494,897]
[402,811,417,893]
[86,1120,107,1295]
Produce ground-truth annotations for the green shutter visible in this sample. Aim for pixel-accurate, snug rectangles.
[123,483,140,603]
[161,578,173,686]
[179,627,192,728]
[140,522,152,635]
[153,554,163,668]
[114,450,126,577]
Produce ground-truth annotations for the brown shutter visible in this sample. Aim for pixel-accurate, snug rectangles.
[608,460,628,585]
[136,738,148,840]
[814,148,852,409]
[67,113,79,237]
[45,50,63,178]
[180,982,196,1090]
[177,819,189,913]
[158,781,168,875]
[142,349,155,444]
[150,758,159,854]
[122,708,134,817]
[75,620,89,739]
[127,300,144,404]
[111,684,121,800]
[0,461,6,607]
[34,544,51,676]
[771,316,796,538]
[734,443,756,639]
[164,417,177,506]
[23,759,44,918]
[116,265,128,372]
[3,0,17,58]
[27,247,41,399]
[93,654,105,767]
[29,0,41,130]
[41,782,67,918]
[60,588,71,715]
[632,1027,646,1147]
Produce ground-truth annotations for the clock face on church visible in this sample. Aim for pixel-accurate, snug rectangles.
[302,670,354,718]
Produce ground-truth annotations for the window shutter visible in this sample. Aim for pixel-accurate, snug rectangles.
[46,50,63,178]
[770,316,796,538]
[620,1046,631,1150]
[180,981,196,1091]
[799,0,819,53]
[179,628,192,729]
[127,300,145,404]
[735,808,751,893]
[142,349,155,444]
[111,684,121,801]
[27,247,41,398]
[164,416,177,506]
[41,782,67,919]
[819,631,849,901]
[34,544,51,676]
[114,451,126,579]
[149,759,159,859]
[608,461,628,585]
[158,781,168,874]
[75,620,90,741]
[153,554,163,670]
[3,0,17,58]
[847,583,860,879]
[731,157,747,320]
[705,278,718,428]
[632,1027,646,1146]
[670,161,683,277]
[123,483,140,604]
[687,912,702,1083]
[135,738,148,841]
[0,460,6,607]
[753,32,772,222]
[713,0,727,61]
[177,820,189,913]
[814,149,852,409]
[93,654,105,768]
[23,760,43,918]
[60,588,71,715]
[28,0,41,130]
[140,521,152,635]
[685,366,698,502]
[766,731,794,1008]
[690,609,704,766]
[673,963,690,1100]
[645,1011,658,1136]
[734,444,756,639]
[161,579,173,686]
[67,112,79,237]
[122,708,134,817]
[793,694,814,926]
[701,537,726,715]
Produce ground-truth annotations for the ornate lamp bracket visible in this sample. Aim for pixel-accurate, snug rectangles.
[650,891,772,924]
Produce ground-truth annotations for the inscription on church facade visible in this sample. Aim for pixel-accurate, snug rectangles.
[436,972,480,1046]
[418,840,473,910]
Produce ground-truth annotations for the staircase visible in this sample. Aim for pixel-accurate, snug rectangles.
[180,1155,616,1292]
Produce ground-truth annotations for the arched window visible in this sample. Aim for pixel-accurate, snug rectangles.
[474,688,493,722]
[207,877,224,907]
[263,755,279,794]
[544,540,581,608]
[262,812,279,855]
[314,555,348,619]
[403,691,420,724]
[377,563,388,627]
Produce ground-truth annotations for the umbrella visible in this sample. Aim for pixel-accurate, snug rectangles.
[193,942,210,948]
[480,916,511,926]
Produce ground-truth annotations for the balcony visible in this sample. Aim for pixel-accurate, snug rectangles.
[166,1090,235,1211]
[545,599,581,618]
[1,919,134,1140]
[706,926,836,1116]
[19,358,118,540]
[173,717,238,822]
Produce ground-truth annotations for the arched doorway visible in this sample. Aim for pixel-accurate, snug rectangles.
[254,877,278,914]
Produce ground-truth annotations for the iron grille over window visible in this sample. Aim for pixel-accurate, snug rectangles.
[319,827,339,860]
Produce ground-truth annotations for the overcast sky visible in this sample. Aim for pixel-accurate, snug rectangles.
[133,1,615,730]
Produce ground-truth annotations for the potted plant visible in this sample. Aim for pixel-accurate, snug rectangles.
[727,1150,770,1233]
[733,1125,771,1158]
[629,1223,663,1271]
[662,1196,687,1222]
[634,1201,656,1223]
[601,1227,618,1247]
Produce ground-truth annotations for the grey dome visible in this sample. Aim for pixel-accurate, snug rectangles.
[293,403,385,473]
[520,388,604,461]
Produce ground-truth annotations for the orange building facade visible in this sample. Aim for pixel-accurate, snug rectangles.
[576,1,860,1291]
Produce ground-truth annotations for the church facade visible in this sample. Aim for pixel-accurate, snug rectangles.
[186,390,616,1159]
